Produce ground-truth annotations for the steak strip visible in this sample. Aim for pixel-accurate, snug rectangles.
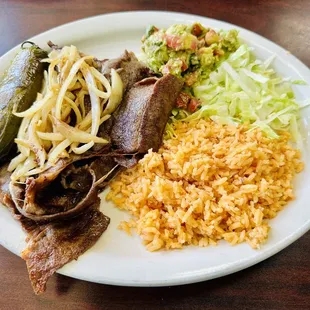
[0,167,110,295]
[22,201,109,295]
[111,74,184,153]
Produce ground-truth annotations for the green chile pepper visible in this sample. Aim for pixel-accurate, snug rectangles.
[0,42,47,162]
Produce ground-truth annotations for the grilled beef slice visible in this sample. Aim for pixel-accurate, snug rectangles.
[101,50,151,91]
[0,165,110,295]
[8,143,106,222]
[9,152,120,222]
[22,201,109,295]
[111,74,184,153]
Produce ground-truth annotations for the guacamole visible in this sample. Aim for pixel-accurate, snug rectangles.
[141,23,240,87]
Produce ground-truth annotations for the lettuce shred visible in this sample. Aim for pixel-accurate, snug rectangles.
[184,44,306,142]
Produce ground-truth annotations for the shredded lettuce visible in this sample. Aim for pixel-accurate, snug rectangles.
[292,80,308,85]
[188,44,306,142]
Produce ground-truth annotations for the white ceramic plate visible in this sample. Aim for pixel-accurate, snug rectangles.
[0,11,310,287]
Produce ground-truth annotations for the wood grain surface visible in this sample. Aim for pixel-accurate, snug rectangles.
[0,1,309,309]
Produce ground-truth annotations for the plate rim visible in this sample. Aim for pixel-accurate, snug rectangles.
[0,10,309,287]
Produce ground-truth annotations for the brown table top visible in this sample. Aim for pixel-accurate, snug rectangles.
[0,0,309,309]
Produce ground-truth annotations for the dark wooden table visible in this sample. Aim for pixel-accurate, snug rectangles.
[0,0,309,309]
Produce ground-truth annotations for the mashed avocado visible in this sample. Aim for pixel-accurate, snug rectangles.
[141,23,240,87]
